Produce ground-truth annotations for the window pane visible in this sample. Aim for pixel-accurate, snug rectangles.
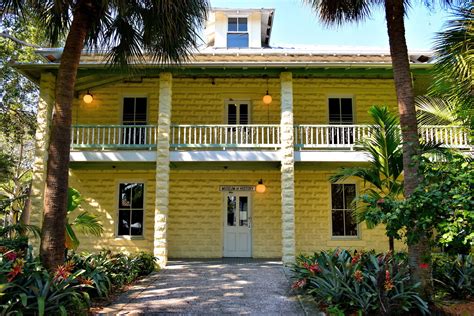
[131,183,144,208]
[344,184,356,209]
[238,18,248,32]
[328,98,341,123]
[119,183,132,208]
[118,210,130,235]
[120,183,144,208]
[239,196,248,227]
[227,33,249,48]
[344,210,358,236]
[227,196,236,226]
[340,98,353,123]
[239,104,249,124]
[130,210,143,236]
[228,18,237,31]
[331,184,344,209]
[135,98,147,123]
[123,98,135,123]
[332,210,345,236]
[228,104,237,124]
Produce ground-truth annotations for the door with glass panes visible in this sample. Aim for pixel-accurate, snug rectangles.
[223,192,252,257]
[226,101,250,145]
[122,97,147,145]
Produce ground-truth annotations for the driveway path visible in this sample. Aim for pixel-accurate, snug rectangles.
[97,259,305,315]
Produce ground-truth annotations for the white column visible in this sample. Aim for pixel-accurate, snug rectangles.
[30,72,55,253]
[154,72,172,267]
[280,72,296,264]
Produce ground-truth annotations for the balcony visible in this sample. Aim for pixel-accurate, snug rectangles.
[71,124,470,151]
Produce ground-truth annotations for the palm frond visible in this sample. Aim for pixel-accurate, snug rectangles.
[416,95,463,126]
[304,0,381,26]
[329,167,383,191]
[0,223,40,239]
[71,212,104,237]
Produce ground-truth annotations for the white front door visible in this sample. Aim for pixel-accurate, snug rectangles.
[223,192,252,257]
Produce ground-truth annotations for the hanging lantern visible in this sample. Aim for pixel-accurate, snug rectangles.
[262,91,272,105]
[83,91,93,104]
[256,179,266,193]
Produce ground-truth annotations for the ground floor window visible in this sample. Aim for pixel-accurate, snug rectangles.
[118,183,144,236]
[331,183,358,237]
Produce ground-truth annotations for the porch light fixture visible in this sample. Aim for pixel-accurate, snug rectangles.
[256,179,266,193]
[262,76,272,105]
[83,91,93,104]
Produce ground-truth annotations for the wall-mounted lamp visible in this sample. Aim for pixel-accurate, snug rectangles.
[262,76,272,105]
[256,179,266,193]
[83,91,93,104]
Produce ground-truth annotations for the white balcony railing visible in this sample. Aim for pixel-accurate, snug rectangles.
[71,125,157,149]
[294,124,373,149]
[170,124,281,148]
[70,124,470,150]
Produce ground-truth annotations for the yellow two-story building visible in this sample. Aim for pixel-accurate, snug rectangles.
[17,8,470,266]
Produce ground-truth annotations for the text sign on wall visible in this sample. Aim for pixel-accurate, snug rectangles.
[219,185,255,192]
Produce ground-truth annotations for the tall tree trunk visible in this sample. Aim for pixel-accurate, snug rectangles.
[384,0,432,300]
[40,0,98,270]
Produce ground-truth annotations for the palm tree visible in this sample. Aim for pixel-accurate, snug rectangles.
[1,0,209,270]
[330,106,404,252]
[304,0,459,298]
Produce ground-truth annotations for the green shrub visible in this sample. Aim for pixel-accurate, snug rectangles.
[132,252,157,276]
[0,236,28,252]
[432,253,473,300]
[291,249,429,315]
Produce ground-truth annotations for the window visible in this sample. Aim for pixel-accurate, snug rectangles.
[328,97,354,145]
[226,102,250,124]
[227,17,248,48]
[331,184,358,237]
[328,97,353,124]
[118,183,144,236]
[122,97,147,145]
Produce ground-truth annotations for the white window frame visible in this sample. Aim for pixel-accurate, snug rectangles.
[330,182,359,239]
[227,17,249,48]
[224,100,252,124]
[115,181,146,239]
[327,95,355,124]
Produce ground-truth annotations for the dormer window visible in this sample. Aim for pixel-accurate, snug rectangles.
[227,17,248,48]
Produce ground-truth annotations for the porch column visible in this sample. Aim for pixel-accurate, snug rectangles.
[30,72,56,253]
[154,72,172,267]
[280,72,296,263]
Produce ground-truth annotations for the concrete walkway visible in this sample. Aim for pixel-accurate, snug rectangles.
[97,259,306,315]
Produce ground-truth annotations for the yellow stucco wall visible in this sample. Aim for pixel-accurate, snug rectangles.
[293,78,398,124]
[72,79,160,125]
[168,170,282,258]
[69,169,156,254]
[72,77,399,126]
[295,165,404,254]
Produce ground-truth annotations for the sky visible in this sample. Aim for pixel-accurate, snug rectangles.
[210,0,454,51]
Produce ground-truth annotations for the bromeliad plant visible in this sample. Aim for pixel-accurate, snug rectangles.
[291,249,429,315]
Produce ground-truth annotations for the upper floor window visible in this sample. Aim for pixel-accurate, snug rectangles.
[226,101,250,124]
[227,17,248,48]
[118,183,144,236]
[331,183,358,237]
[328,97,353,124]
[123,97,147,125]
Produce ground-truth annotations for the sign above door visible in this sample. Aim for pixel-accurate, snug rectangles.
[219,185,255,192]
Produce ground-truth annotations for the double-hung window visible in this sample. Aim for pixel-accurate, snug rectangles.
[331,183,358,237]
[118,183,144,236]
[227,17,248,48]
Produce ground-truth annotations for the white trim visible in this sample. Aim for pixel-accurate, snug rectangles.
[222,191,253,257]
[170,150,280,162]
[224,99,252,124]
[295,151,370,162]
[70,151,156,162]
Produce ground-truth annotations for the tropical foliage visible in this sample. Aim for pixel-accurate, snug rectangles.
[0,246,157,315]
[432,253,474,300]
[65,188,103,250]
[291,249,429,315]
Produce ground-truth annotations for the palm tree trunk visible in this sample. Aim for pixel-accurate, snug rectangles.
[40,0,98,270]
[384,0,432,299]
[389,236,394,253]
